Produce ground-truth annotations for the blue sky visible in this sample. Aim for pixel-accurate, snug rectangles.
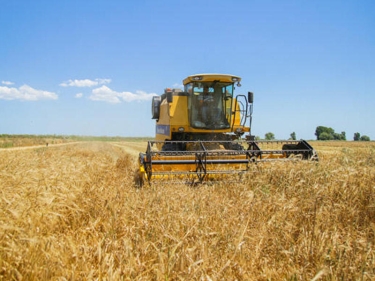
[1,0,374,140]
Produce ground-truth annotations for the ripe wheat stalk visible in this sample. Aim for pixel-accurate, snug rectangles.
[0,141,374,280]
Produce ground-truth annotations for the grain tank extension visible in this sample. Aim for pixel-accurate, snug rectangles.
[138,73,318,185]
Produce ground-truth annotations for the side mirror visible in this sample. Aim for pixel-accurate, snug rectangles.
[248,92,254,103]
[166,91,173,103]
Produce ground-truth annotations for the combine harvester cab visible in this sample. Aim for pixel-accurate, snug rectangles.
[138,74,318,186]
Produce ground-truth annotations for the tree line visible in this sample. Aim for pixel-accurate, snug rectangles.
[315,126,370,141]
[255,126,371,141]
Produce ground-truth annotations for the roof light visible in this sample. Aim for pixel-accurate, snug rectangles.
[192,76,203,81]
[232,77,239,82]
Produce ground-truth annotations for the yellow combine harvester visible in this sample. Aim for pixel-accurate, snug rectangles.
[138,73,318,186]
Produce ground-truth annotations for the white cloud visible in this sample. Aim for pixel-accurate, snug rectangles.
[0,85,58,101]
[89,85,157,103]
[75,93,83,98]
[96,78,111,85]
[2,81,14,85]
[60,78,111,87]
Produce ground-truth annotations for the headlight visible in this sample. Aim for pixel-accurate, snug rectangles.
[178,127,185,132]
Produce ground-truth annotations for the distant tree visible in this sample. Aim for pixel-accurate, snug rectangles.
[254,136,261,140]
[315,126,334,140]
[333,131,346,140]
[290,132,296,140]
[265,132,275,140]
[341,131,346,141]
[360,135,370,141]
[319,132,334,140]
[354,132,361,141]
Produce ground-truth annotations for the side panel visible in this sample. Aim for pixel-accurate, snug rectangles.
[156,99,172,141]
[155,95,189,141]
[170,96,188,126]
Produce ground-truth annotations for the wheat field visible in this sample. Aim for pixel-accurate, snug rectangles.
[0,141,374,280]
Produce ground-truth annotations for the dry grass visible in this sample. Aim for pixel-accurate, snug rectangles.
[0,141,374,280]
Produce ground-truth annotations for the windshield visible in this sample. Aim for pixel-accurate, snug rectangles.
[185,82,234,129]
